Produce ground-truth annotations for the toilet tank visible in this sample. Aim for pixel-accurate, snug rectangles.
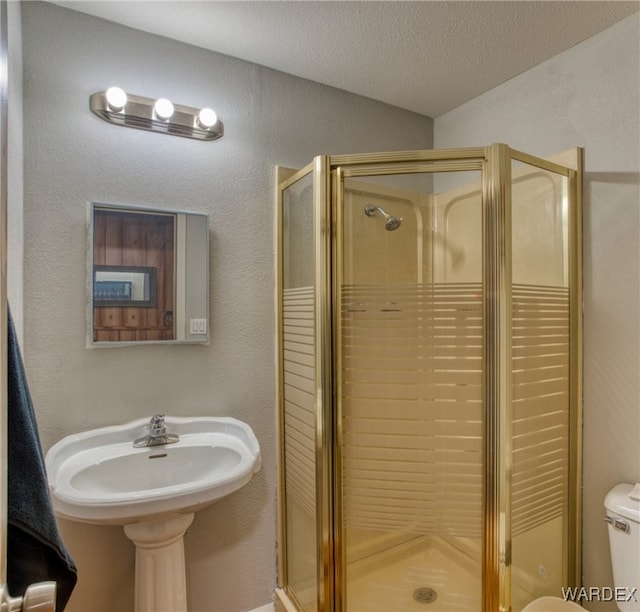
[605,483,640,612]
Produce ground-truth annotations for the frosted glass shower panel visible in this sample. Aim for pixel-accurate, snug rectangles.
[340,171,483,610]
[280,171,318,610]
[510,161,571,610]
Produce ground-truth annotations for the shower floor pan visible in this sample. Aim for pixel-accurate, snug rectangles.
[278,535,535,611]
[346,535,481,611]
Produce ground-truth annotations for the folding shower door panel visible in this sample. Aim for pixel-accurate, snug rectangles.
[338,170,485,610]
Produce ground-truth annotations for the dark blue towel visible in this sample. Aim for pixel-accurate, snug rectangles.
[7,306,77,610]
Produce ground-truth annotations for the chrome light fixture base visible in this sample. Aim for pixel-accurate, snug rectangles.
[90,89,224,141]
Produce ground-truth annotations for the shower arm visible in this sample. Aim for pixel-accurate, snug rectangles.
[364,204,403,231]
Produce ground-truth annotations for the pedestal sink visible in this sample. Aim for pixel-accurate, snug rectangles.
[45,416,261,612]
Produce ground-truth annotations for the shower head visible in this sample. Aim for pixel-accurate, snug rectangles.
[364,204,403,231]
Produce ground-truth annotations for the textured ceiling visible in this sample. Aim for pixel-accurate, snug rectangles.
[51,1,639,117]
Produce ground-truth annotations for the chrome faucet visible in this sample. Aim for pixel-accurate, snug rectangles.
[133,414,179,447]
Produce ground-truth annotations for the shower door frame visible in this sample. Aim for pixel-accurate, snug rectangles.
[276,144,582,612]
[331,149,491,611]
[276,157,336,611]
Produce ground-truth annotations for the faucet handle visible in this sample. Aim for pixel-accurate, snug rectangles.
[150,414,166,434]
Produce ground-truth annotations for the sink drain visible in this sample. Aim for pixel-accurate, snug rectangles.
[413,587,438,604]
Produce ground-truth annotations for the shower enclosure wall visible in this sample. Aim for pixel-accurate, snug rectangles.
[275,145,582,612]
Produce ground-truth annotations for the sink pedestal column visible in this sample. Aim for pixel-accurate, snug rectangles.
[124,513,195,612]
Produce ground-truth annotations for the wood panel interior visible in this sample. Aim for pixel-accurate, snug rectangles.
[93,208,175,342]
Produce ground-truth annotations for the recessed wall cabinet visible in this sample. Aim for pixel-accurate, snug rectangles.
[89,203,209,346]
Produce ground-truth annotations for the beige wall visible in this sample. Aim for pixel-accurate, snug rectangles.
[7,1,23,340]
[435,13,640,610]
[19,3,433,611]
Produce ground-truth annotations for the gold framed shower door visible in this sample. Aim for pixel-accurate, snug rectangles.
[275,145,582,612]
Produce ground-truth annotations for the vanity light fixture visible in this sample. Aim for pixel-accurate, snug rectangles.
[90,87,223,141]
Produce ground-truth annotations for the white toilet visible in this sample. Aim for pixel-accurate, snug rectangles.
[604,482,640,612]
[521,596,584,611]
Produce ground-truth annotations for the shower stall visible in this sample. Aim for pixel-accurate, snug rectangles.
[275,145,582,612]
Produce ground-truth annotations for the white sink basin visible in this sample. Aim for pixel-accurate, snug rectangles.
[45,416,262,525]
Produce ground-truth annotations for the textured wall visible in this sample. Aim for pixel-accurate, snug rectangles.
[20,3,432,611]
[435,13,640,610]
[8,1,24,339]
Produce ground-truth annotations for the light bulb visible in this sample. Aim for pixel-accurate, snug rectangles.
[197,107,217,129]
[154,98,174,120]
[105,86,127,111]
